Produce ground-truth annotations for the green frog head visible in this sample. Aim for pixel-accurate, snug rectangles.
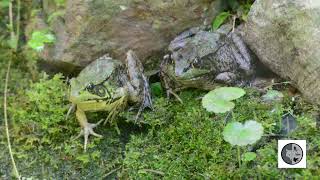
[69,55,124,104]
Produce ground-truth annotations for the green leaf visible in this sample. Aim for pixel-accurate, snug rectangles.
[212,12,231,30]
[0,0,9,8]
[76,154,90,164]
[202,87,245,113]
[27,31,55,52]
[202,98,235,113]
[242,152,257,162]
[208,87,246,101]
[223,120,264,146]
[261,90,284,102]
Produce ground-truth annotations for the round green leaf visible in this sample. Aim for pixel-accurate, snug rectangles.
[208,87,246,101]
[242,152,257,162]
[202,87,245,113]
[202,98,235,113]
[223,120,264,146]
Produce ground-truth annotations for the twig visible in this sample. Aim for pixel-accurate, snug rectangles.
[4,59,20,179]
[103,166,122,178]
[232,15,236,33]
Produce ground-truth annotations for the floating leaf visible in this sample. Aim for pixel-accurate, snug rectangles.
[212,12,231,30]
[223,120,264,146]
[262,90,284,102]
[202,87,245,113]
[242,152,257,162]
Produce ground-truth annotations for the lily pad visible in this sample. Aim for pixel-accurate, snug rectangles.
[242,152,257,162]
[202,87,245,113]
[223,120,264,146]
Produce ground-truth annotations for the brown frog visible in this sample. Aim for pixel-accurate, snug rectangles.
[161,24,256,98]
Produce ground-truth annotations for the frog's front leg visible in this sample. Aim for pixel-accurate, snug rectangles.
[75,107,103,152]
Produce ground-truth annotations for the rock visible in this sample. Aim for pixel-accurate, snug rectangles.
[28,0,225,73]
[244,0,320,104]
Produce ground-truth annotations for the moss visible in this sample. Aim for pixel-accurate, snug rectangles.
[120,89,320,179]
[1,63,320,178]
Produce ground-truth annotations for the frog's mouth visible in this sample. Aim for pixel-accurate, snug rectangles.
[176,68,210,80]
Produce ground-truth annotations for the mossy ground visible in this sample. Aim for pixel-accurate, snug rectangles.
[1,56,320,179]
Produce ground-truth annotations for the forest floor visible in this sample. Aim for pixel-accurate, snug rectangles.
[1,54,320,179]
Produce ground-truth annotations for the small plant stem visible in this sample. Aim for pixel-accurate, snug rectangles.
[237,146,241,168]
[4,59,20,179]
[4,0,21,178]
[8,0,15,42]
[15,0,21,50]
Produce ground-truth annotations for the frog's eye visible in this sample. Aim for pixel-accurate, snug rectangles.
[93,85,106,97]
[85,83,95,94]
[86,83,94,90]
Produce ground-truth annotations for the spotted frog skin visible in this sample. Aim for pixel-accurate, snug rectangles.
[69,50,152,151]
[161,25,256,94]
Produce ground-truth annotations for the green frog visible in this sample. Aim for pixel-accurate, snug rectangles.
[68,50,152,151]
[161,25,256,100]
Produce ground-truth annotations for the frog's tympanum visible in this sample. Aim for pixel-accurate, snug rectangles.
[161,25,255,97]
[69,50,152,151]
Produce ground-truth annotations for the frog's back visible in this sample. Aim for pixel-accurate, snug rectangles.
[76,55,122,87]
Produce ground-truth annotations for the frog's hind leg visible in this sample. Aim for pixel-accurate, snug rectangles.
[75,108,103,152]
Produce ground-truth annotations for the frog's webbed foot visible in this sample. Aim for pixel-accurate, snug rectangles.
[160,55,183,103]
[75,119,103,152]
[165,84,183,104]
